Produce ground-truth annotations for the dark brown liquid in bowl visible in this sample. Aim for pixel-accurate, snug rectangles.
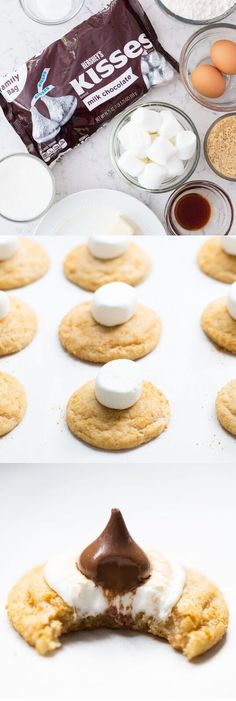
[174,193,211,231]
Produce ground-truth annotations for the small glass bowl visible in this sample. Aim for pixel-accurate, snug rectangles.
[180,23,236,112]
[19,0,84,25]
[204,114,236,181]
[111,102,200,194]
[0,153,55,223]
[156,0,236,25]
[164,180,234,235]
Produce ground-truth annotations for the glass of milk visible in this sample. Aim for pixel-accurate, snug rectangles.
[0,153,55,223]
[19,0,84,24]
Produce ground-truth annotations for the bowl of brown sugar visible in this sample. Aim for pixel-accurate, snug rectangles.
[204,114,236,180]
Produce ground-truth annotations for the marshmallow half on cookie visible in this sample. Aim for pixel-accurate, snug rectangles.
[0,291,37,356]
[201,282,236,353]
[197,236,236,284]
[66,359,170,450]
[59,281,162,363]
[0,237,50,290]
[64,235,151,291]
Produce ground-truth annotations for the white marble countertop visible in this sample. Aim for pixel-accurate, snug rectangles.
[0,0,236,234]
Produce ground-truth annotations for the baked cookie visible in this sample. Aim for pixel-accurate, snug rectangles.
[0,371,26,436]
[67,379,170,450]
[197,237,236,284]
[0,296,37,356]
[59,301,161,363]
[7,565,228,659]
[216,379,236,436]
[0,238,49,290]
[201,298,236,353]
[64,243,151,291]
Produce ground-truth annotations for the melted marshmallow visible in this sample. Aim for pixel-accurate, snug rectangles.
[44,550,185,622]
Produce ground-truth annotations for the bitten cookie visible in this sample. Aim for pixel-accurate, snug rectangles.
[64,243,151,291]
[7,564,228,659]
[0,372,26,436]
[0,296,37,356]
[201,298,236,353]
[0,238,49,290]
[197,238,236,283]
[59,301,161,363]
[66,379,170,450]
[216,379,236,436]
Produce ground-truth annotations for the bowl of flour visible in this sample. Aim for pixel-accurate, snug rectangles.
[156,0,236,24]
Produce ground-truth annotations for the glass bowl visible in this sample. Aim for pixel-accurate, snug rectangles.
[0,153,55,223]
[111,102,200,194]
[156,0,236,25]
[19,0,84,25]
[204,114,236,180]
[180,23,236,112]
[164,180,234,235]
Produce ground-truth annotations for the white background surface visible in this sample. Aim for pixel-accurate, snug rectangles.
[0,235,235,463]
[0,461,235,700]
[0,0,236,234]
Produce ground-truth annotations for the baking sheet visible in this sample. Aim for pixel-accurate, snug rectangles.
[0,461,235,699]
[0,235,235,463]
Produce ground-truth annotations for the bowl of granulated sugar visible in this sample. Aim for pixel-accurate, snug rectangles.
[156,0,236,24]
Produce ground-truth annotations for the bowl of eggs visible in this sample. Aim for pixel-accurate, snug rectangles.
[180,24,236,111]
[111,102,200,193]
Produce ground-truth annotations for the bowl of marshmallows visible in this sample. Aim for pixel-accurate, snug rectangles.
[111,102,200,193]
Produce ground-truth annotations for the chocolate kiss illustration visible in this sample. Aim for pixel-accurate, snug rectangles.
[31,105,61,144]
[78,508,151,594]
[41,95,77,127]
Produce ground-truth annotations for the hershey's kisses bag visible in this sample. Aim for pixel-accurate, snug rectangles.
[0,0,178,165]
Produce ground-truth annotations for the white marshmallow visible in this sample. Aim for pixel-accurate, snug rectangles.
[227,282,236,320]
[89,235,130,261]
[91,282,137,327]
[138,162,166,189]
[117,123,151,158]
[0,291,10,320]
[130,107,162,133]
[118,151,144,178]
[175,131,196,160]
[0,236,20,261]
[166,156,185,177]
[146,136,176,166]
[221,236,236,256]
[95,359,143,410]
[159,111,183,141]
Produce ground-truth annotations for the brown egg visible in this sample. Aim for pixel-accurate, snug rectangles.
[191,64,226,98]
[211,39,236,75]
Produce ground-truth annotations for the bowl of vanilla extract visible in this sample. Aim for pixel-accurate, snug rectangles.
[164,180,234,235]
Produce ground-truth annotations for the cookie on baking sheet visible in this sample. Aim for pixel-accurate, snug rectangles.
[0,238,49,290]
[0,371,26,436]
[216,379,236,436]
[7,561,228,659]
[197,237,236,283]
[66,379,170,450]
[201,298,236,353]
[59,301,161,363]
[64,243,151,291]
[0,295,37,356]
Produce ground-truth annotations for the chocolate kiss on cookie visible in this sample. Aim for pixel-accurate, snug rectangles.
[78,508,151,594]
